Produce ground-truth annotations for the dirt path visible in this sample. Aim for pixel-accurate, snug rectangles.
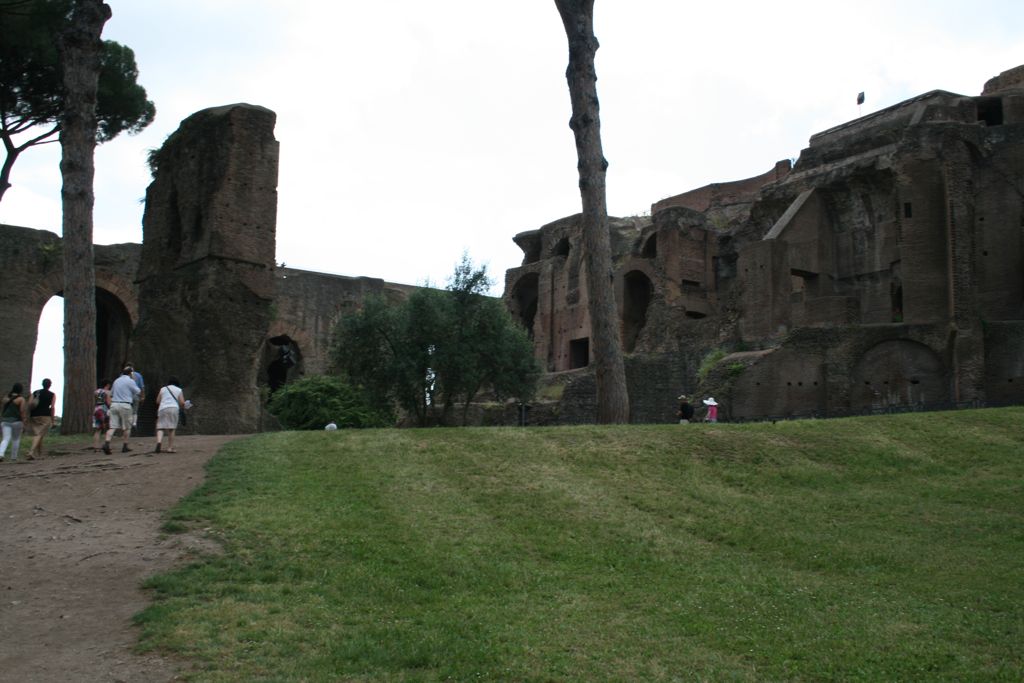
[0,434,246,683]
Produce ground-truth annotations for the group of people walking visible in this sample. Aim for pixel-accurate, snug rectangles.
[1,363,189,462]
[95,365,189,455]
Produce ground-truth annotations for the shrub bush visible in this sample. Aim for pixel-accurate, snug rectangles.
[267,375,391,430]
[697,348,728,380]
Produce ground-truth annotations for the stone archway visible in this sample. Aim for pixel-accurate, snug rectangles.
[850,339,948,409]
[28,268,137,388]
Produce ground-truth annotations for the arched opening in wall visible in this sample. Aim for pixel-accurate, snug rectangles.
[850,340,947,410]
[31,288,134,418]
[621,270,653,353]
[641,233,657,258]
[32,297,65,418]
[552,237,570,258]
[265,334,302,395]
[96,288,132,383]
[510,273,539,339]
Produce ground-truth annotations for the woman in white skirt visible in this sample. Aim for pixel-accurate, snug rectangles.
[155,377,186,454]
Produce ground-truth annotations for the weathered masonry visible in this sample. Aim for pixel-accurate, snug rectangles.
[504,65,1024,422]
[3,65,1022,430]
[1,104,414,434]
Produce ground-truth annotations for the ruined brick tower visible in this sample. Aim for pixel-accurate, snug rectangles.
[131,104,279,433]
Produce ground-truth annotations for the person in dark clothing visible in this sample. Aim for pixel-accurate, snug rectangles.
[677,394,695,424]
[27,378,56,459]
[1,383,28,461]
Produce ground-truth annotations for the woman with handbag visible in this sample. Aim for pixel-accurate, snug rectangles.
[154,377,186,454]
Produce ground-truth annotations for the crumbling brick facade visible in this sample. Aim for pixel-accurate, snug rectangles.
[4,66,1022,430]
[505,65,1024,422]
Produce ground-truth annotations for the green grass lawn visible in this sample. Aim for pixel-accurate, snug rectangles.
[138,408,1024,681]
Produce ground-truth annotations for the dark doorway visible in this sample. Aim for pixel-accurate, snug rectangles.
[621,271,654,353]
[569,337,590,369]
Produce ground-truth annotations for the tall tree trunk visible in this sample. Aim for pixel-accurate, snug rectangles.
[554,0,629,423]
[57,0,110,433]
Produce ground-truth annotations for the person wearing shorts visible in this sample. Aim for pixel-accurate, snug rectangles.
[103,367,141,455]
[154,378,186,454]
[26,378,56,459]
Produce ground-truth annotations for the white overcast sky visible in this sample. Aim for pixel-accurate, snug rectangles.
[6,0,1023,412]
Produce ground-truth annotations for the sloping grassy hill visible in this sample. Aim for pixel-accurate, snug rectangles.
[139,408,1024,681]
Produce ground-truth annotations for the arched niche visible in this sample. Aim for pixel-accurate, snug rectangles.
[850,339,948,409]
[509,273,539,339]
[641,233,657,258]
[621,270,654,353]
[552,237,571,258]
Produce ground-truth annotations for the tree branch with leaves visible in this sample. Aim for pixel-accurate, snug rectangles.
[0,0,154,202]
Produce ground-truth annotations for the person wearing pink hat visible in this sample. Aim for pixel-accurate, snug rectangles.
[702,397,719,423]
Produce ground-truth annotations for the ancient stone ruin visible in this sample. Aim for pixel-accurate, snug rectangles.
[506,64,1024,422]
[2,65,1022,430]
[1,103,415,434]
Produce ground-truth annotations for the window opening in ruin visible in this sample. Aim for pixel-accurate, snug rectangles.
[621,270,654,353]
[976,97,1004,127]
[511,273,539,339]
[790,269,818,299]
[641,233,657,258]
[681,278,700,291]
[685,310,706,319]
[552,237,571,258]
[903,202,913,218]
[569,337,590,369]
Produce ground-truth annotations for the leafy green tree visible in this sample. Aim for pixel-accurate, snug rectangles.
[333,258,539,426]
[0,0,155,202]
[434,256,538,424]
[267,375,390,430]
